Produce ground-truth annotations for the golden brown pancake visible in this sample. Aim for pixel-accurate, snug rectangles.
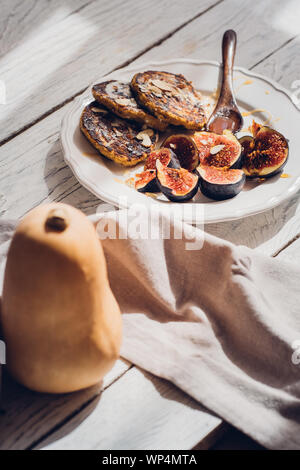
[80,102,158,167]
[92,80,167,131]
[131,71,206,130]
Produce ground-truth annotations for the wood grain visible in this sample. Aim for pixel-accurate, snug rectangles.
[0,358,130,450]
[0,0,95,58]
[253,35,300,90]
[0,0,220,144]
[38,367,222,450]
[133,0,300,70]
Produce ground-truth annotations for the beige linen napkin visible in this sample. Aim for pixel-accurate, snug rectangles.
[1,211,300,449]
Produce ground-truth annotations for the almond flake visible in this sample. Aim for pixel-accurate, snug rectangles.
[142,136,152,147]
[136,133,152,147]
[136,129,154,140]
[148,85,162,96]
[91,107,108,113]
[210,145,225,155]
[151,79,174,92]
[116,98,132,106]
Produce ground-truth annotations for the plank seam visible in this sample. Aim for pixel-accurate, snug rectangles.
[250,34,299,70]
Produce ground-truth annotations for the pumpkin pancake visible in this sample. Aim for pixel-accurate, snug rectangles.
[131,71,206,130]
[80,101,158,167]
[92,80,167,131]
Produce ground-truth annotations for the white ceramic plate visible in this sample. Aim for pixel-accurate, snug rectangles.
[61,59,300,224]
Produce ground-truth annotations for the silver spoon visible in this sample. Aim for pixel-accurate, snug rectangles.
[206,30,243,134]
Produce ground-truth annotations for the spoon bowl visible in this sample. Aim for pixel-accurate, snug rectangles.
[207,108,243,134]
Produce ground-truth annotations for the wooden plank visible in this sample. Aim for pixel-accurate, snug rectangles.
[0,103,99,219]
[0,359,130,450]
[132,0,300,70]
[253,35,300,91]
[205,190,300,256]
[0,0,220,143]
[0,0,94,58]
[38,367,222,450]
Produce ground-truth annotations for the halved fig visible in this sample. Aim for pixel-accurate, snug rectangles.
[156,160,199,202]
[241,122,288,177]
[144,148,180,171]
[162,134,199,171]
[135,169,159,193]
[199,166,245,200]
[193,131,242,168]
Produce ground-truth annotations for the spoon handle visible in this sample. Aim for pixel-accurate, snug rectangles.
[218,30,237,108]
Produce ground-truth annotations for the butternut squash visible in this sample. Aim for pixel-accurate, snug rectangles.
[1,203,122,393]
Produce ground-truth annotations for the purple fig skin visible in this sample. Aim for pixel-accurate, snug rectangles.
[198,167,245,200]
[240,127,289,178]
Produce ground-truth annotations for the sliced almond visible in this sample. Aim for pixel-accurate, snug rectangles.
[151,79,174,92]
[136,129,154,140]
[148,85,163,96]
[135,132,152,147]
[115,98,133,106]
[210,144,225,155]
[91,107,108,113]
[141,135,152,147]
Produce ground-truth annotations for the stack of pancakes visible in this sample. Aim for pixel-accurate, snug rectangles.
[80,71,207,167]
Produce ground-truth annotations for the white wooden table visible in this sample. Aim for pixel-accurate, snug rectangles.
[0,0,300,450]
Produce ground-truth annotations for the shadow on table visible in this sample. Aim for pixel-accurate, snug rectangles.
[0,368,102,450]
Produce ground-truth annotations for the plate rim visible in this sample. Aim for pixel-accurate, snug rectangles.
[61,58,300,223]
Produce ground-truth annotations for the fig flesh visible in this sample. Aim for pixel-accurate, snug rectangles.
[199,166,245,200]
[156,160,199,202]
[144,148,180,171]
[162,134,199,171]
[135,169,159,193]
[193,131,242,169]
[241,122,288,177]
